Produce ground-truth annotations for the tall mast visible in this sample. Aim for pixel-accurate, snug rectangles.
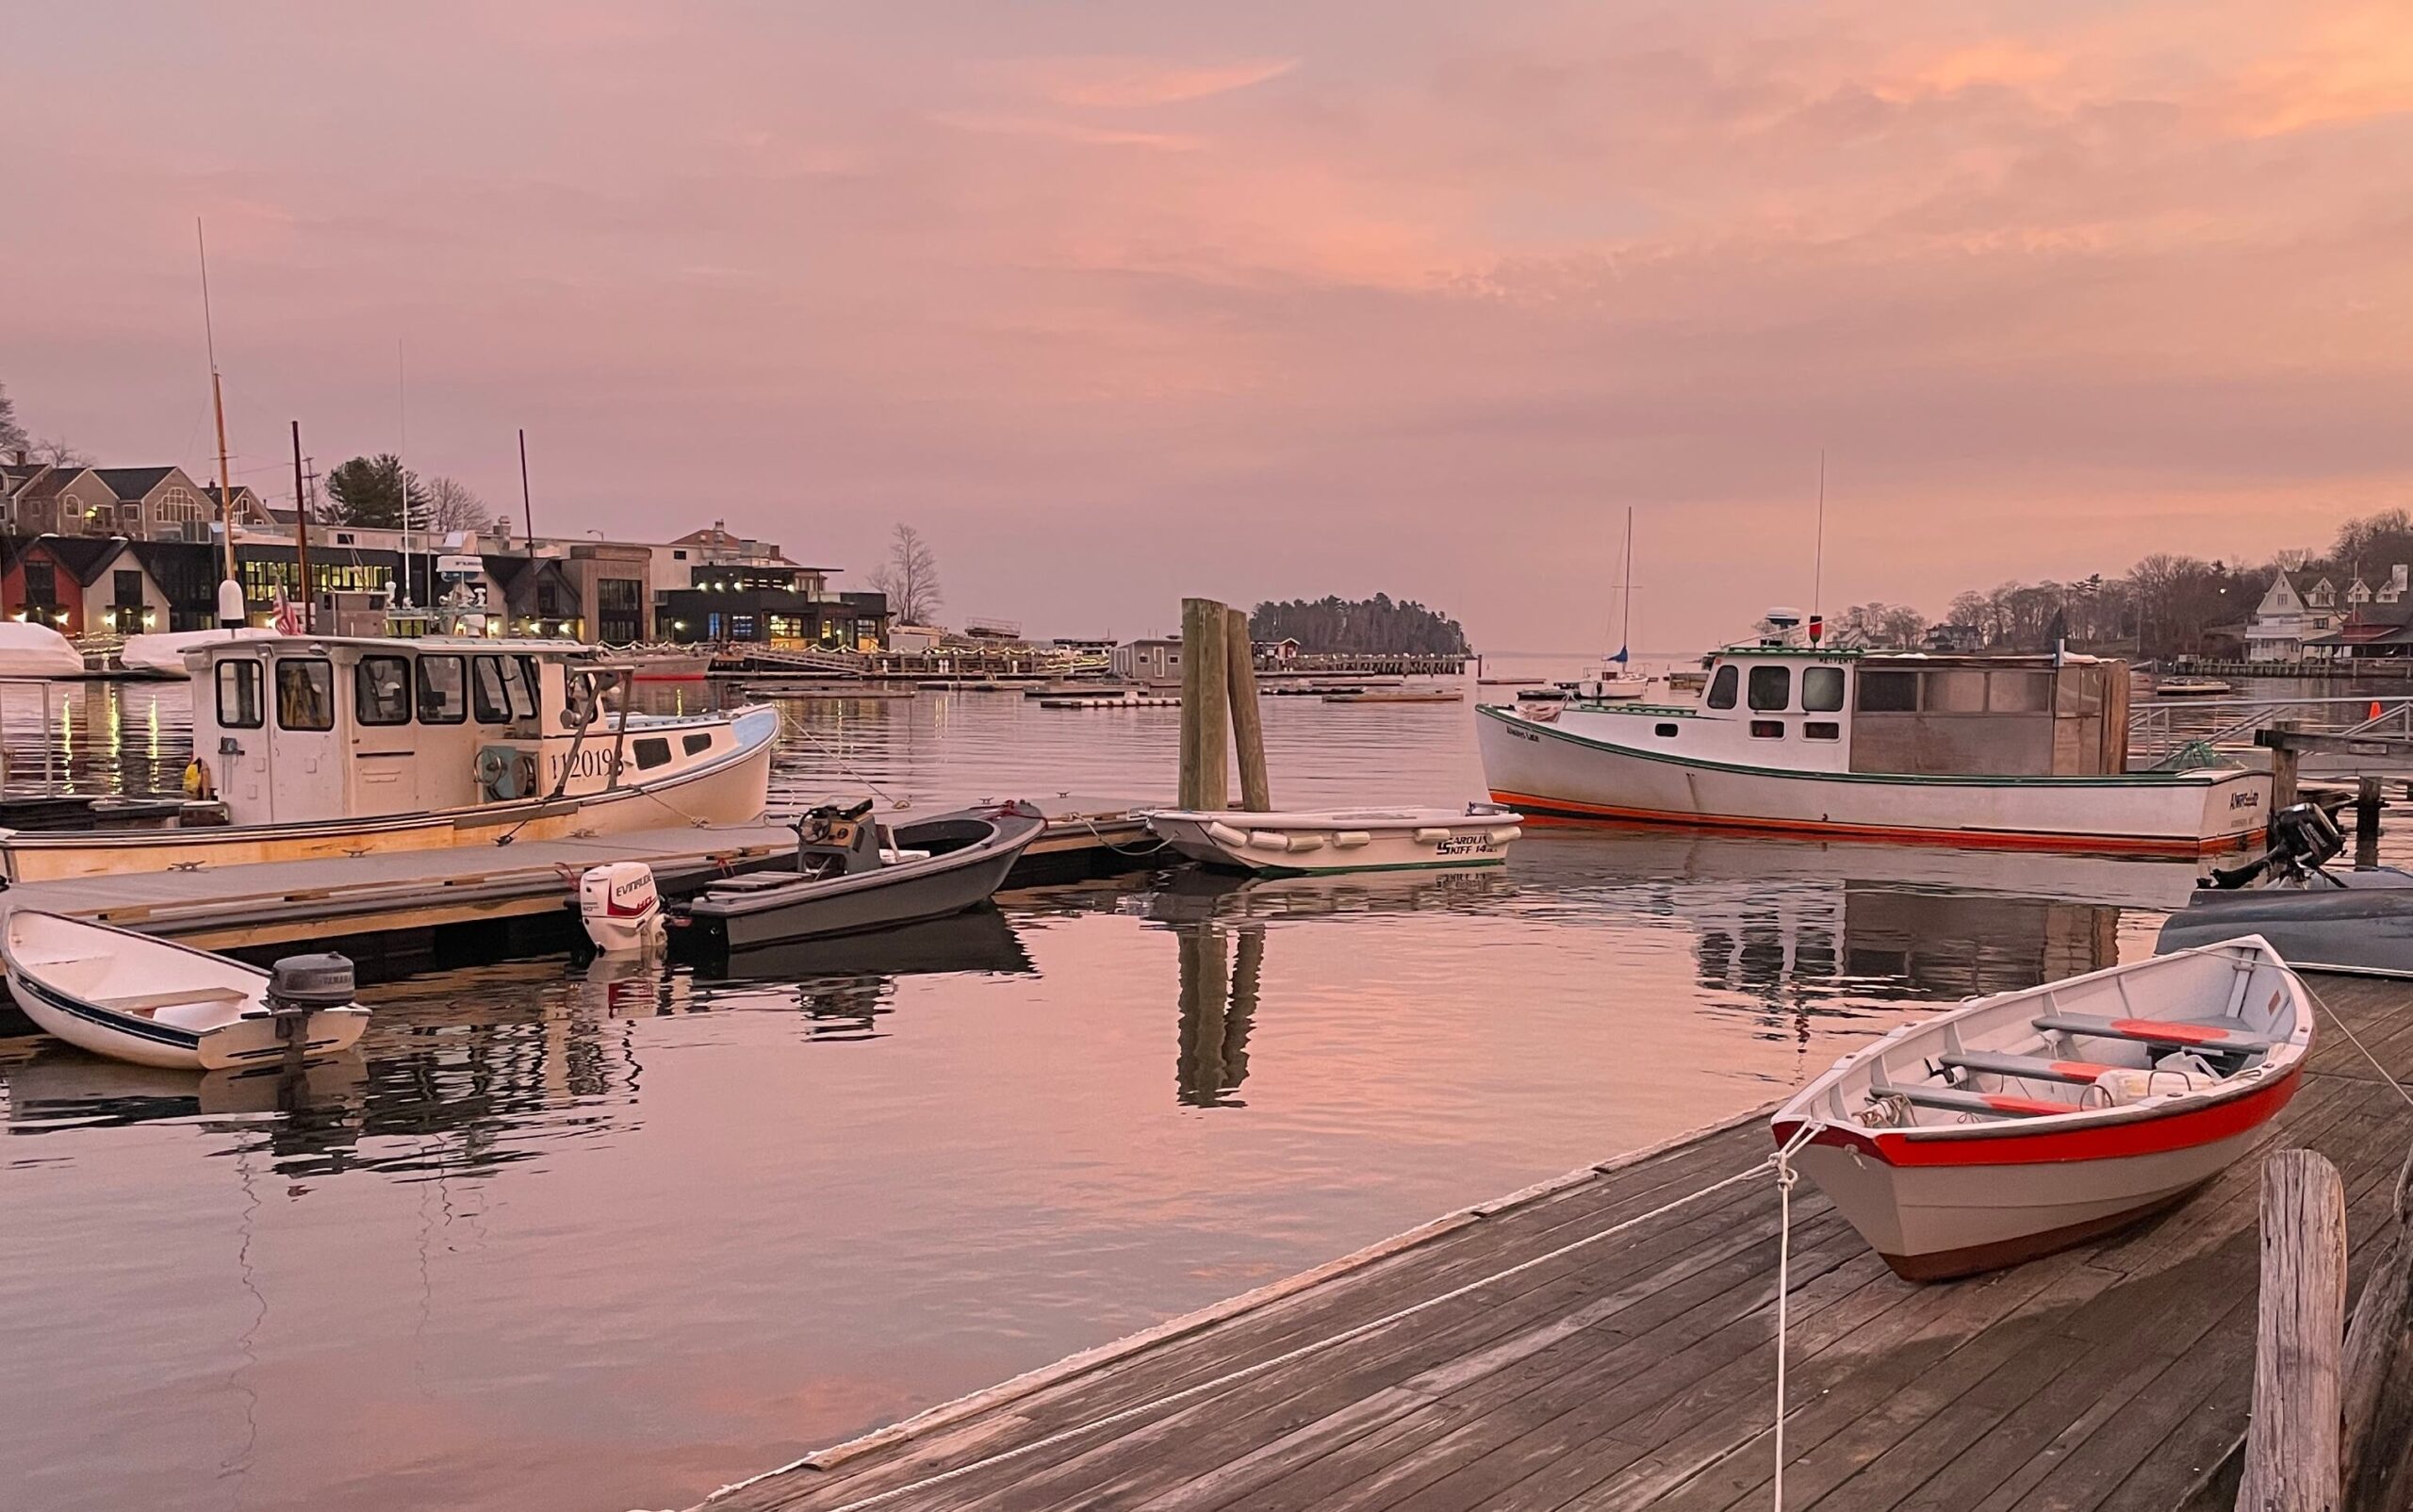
[1619,505,1633,658]
[198,219,243,626]
[292,419,314,633]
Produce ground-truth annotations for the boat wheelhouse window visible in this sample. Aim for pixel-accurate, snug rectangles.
[274,659,335,731]
[1856,670,1919,712]
[1750,719,1784,738]
[471,654,538,724]
[1987,671,2052,714]
[632,736,673,771]
[1706,666,1739,709]
[682,731,714,756]
[1924,669,1987,714]
[1654,723,1680,737]
[216,659,263,730]
[1747,666,1791,712]
[355,656,413,727]
[417,654,468,725]
[1805,720,1840,741]
[1801,666,1846,713]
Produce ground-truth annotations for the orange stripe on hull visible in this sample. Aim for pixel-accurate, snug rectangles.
[1486,788,2261,858]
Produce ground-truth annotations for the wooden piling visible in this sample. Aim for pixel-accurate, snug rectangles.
[1223,606,1271,813]
[1179,598,1231,812]
[2341,1143,2413,1512]
[2239,1148,2347,1512]
[2355,776,2384,870]
[2270,720,2303,813]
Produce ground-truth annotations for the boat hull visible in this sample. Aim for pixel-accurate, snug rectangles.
[2158,874,2413,978]
[1144,809,1520,876]
[1781,1071,2299,1280]
[0,707,779,882]
[1477,705,2266,855]
[683,807,1043,953]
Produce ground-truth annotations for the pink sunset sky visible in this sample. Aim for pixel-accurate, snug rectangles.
[5,0,2411,650]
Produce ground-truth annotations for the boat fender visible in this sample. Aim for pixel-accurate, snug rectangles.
[183,758,215,801]
[1488,826,1522,845]
[1332,830,1372,848]
[1285,834,1326,853]
[1205,821,1251,848]
[1246,830,1290,850]
[1412,828,1450,844]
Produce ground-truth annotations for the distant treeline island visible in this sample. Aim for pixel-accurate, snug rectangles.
[1249,595,1472,656]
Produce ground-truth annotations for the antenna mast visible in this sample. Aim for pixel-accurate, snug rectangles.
[198,219,243,625]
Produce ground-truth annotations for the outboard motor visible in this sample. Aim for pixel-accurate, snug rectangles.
[2203,800,2347,889]
[264,953,356,1011]
[580,862,665,953]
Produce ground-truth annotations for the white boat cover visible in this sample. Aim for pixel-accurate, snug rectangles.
[0,622,86,679]
[122,627,278,678]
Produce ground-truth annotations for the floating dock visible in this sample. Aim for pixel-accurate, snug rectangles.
[0,797,1159,968]
[1042,695,1183,709]
[1322,690,1465,704]
[697,972,2413,1512]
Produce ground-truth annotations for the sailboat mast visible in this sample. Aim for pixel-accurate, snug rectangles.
[1620,505,1633,657]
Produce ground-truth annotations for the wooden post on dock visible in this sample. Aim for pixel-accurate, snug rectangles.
[1179,598,1231,811]
[2239,1149,2347,1512]
[2270,720,2303,813]
[1224,607,1272,812]
[2341,1143,2413,1511]
[2355,776,2384,870]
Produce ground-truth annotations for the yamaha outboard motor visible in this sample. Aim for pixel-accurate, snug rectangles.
[264,953,356,1010]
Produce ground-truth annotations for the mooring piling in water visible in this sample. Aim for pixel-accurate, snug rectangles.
[1177,596,1272,812]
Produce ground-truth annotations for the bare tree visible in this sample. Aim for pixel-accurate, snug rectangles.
[32,436,93,467]
[0,384,25,454]
[869,523,944,625]
[420,474,488,534]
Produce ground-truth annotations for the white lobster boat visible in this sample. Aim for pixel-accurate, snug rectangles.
[1477,638,2268,856]
[1771,936,2309,1280]
[1143,804,1523,875]
[0,635,779,882]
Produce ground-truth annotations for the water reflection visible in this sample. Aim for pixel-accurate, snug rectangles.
[1172,924,1261,1107]
[688,905,1037,1039]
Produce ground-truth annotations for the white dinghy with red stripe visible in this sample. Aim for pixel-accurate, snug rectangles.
[1770,936,2309,1281]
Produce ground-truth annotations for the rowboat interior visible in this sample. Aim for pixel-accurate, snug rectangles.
[1814,943,2307,1129]
[7,912,267,1029]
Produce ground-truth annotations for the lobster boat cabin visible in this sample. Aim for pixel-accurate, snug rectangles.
[0,635,779,882]
[1478,643,2269,855]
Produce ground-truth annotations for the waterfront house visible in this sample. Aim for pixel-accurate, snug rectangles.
[2243,570,2339,662]
[2306,599,2413,661]
[1109,638,1183,684]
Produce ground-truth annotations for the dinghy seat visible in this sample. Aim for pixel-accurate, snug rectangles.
[91,986,249,1021]
[1892,1085,2068,1119]
[2031,1013,2277,1053]
[1940,1050,2119,1086]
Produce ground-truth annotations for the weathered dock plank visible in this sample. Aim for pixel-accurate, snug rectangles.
[699,973,2413,1512]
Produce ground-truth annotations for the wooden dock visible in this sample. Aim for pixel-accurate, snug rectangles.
[0,797,1158,961]
[698,972,2413,1512]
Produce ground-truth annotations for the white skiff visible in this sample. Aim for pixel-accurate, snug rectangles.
[1771,935,2309,1280]
[1143,804,1523,875]
[1,911,369,1071]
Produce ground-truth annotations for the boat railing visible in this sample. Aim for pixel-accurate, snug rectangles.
[2127,695,2413,765]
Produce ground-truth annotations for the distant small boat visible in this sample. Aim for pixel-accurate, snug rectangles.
[1476,678,1545,686]
[678,799,1045,952]
[119,626,280,678]
[1561,674,1650,701]
[2154,677,2234,698]
[1772,935,2308,1280]
[621,648,714,682]
[1143,803,1523,875]
[2,911,368,1070]
[1516,687,1570,703]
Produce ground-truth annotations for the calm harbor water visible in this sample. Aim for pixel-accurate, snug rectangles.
[1,665,2404,1512]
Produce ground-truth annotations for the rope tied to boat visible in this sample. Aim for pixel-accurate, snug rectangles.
[1768,1118,1826,1512]
[709,1133,1820,1512]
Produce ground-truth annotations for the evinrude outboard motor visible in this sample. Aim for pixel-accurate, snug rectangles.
[580,862,665,953]
[264,952,356,1011]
